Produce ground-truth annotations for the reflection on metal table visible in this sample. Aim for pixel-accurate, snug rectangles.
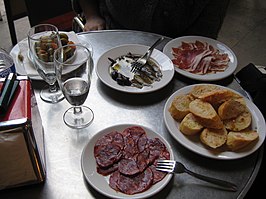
[1,30,264,199]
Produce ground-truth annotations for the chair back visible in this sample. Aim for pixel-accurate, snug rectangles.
[24,0,75,31]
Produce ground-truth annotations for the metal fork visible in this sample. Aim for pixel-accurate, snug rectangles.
[130,37,164,73]
[156,160,238,192]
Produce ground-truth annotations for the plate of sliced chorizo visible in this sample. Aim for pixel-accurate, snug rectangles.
[81,124,174,198]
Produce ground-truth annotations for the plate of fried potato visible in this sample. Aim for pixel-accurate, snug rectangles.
[163,83,266,160]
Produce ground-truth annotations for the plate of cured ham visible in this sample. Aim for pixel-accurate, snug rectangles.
[163,36,237,81]
[81,124,174,199]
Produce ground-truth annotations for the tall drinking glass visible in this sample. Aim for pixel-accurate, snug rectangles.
[54,44,94,129]
[28,24,64,103]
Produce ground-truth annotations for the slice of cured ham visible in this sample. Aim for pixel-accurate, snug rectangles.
[172,40,230,75]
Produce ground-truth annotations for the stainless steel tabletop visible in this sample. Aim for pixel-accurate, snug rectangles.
[1,30,264,199]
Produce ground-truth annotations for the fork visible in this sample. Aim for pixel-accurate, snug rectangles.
[0,60,6,69]
[130,37,164,73]
[156,160,238,192]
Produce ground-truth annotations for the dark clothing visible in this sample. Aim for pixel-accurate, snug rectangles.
[73,0,230,39]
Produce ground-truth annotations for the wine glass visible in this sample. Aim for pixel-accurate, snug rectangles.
[28,24,64,103]
[54,44,94,129]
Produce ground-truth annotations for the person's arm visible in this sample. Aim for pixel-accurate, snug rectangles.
[78,0,106,31]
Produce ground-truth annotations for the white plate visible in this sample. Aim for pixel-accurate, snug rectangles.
[163,84,266,160]
[163,36,237,81]
[10,31,92,80]
[96,44,175,94]
[81,124,174,199]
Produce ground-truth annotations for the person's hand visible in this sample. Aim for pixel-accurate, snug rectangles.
[83,16,106,31]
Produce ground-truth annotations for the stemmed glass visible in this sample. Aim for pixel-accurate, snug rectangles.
[54,44,94,129]
[28,24,64,103]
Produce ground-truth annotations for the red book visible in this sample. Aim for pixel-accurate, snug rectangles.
[0,78,31,122]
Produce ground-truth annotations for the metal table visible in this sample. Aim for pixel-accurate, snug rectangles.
[1,30,263,199]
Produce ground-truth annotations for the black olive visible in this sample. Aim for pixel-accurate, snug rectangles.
[124,78,132,86]
[121,75,132,86]
[111,70,118,80]
[117,73,123,79]
[116,77,125,85]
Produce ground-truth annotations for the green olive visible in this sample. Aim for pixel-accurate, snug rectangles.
[60,38,68,45]
[64,47,72,59]
[47,48,54,55]
[38,52,49,62]
[40,43,48,50]
[59,33,69,40]
[35,41,41,47]
[45,42,50,49]
[40,35,49,40]
[46,39,53,43]
[35,46,41,53]
[49,55,53,62]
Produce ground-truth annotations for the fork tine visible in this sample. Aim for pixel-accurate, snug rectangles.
[156,161,175,167]
[156,167,173,173]
[131,62,143,72]
[156,163,174,167]
[156,163,174,168]
[156,166,174,172]
[131,63,137,72]
[130,62,137,72]
[157,159,175,164]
